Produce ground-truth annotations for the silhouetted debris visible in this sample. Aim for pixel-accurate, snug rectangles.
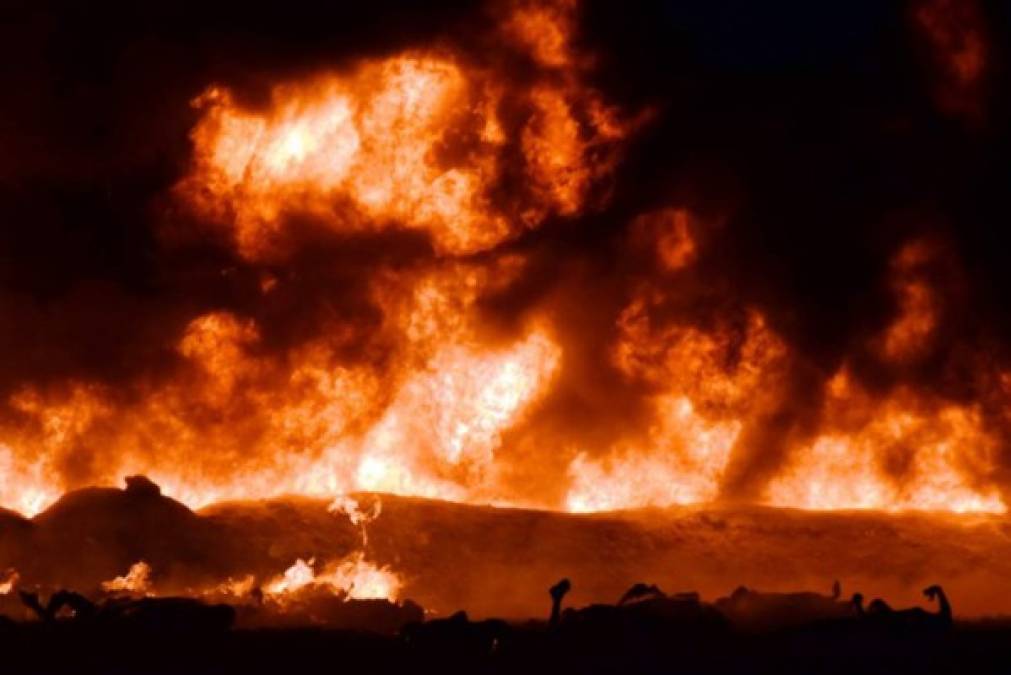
[402,610,511,657]
[0,576,998,675]
[18,588,234,631]
[850,584,953,634]
[548,577,570,626]
[124,475,162,498]
[240,593,423,633]
[617,582,666,606]
[715,582,858,631]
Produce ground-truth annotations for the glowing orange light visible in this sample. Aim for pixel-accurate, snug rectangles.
[101,561,153,595]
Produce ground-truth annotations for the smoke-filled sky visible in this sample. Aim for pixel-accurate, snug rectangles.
[0,0,1010,516]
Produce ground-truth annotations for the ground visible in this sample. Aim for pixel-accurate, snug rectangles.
[2,620,1011,675]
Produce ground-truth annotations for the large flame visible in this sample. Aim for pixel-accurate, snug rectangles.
[766,370,1005,513]
[179,0,625,259]
[0,266,563,514]
[183,57,510,257]
[0,0,1006,520]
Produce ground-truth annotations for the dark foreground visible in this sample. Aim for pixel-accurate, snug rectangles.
[2,620,1011,675]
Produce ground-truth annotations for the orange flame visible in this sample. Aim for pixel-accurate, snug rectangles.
[913,0,988,123]
[767,370,1005,513]
[101,561,153,595]
[566,395,741,512]
[265,554,401,602]
[180,0,627,258]
[0,267,562,515]
[0,569,19,595]
[0,1,1005,521]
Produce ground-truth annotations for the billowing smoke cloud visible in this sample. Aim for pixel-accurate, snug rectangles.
[1,0,1010,516]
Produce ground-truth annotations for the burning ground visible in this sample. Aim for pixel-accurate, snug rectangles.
[1,477,1010,620]
[1,0,1011,618]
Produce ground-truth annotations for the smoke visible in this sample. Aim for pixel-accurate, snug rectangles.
[1,0,1010,514]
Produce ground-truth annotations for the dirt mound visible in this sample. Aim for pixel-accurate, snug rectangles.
[23,480,222,590]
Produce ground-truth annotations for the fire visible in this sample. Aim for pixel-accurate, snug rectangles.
[0,444,57,518]
[0,569,19,595]
[204,575,257,600]
[766,370,1005,513]
[877,240,940,363]
[502,0,578,68]
[184,58,507,257]
[913,0,988,122]
[0,263,562,514]
[881,279,936,362]
[180,0,626,258]
[613,301,787,414]
[0,0,591,517]
[264,558,316,596]
[329,495,382,546]
[565,303,783,512]
[0,0,1007,522]
[328,495,381,527]
[355,330,561,499]
[566,396,741,512]
[630,208,697,272]
[156,317,561,508]
[101,561,153,595]
[265,554,401,602]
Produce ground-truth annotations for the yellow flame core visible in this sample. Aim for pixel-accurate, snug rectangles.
[265,554,401,602]
[196,55,506,257]
[101,561,153,595]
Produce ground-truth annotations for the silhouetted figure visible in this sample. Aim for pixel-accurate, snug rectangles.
[18,591,47,622]
[863,585,952,630]
[549,578,570,626]
[19,589,96,622]
[47,590,99,620]
[923,585,952,627]
[851,592,865,616]
[545,578,726,640]
[20,588,234,630]
[715,582,856,630]
[124,475,161,498]
[542,579,625,632]
[403,610,508,656]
